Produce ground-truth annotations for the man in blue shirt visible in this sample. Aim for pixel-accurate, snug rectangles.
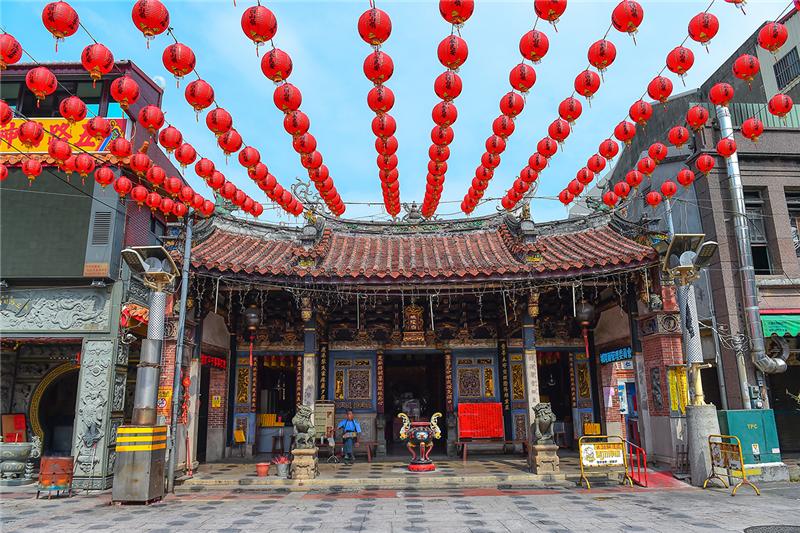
[337,409,362,464]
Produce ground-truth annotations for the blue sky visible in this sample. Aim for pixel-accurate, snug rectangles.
[3,0,790,224]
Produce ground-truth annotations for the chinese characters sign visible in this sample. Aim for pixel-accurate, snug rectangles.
[1,118,127,153]
[580,442,626,468]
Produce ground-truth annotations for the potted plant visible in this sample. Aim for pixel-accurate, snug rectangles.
[273,455,290,478]
[256,462,270,477]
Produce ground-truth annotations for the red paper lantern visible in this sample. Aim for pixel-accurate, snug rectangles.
[758,22,788,54]
[741,117,764,142]
[172,202,188,219]
[587,154,606,174]
[200,199,215,217]
[519,30,549,63]
[493,115,515,138]
[373,114,397,137]
[481,152,501,169]
[273,83,302,113]
[485,135,506,155]
[59,95,86,123]
[48,138,71,162]
[108,138,132,159]
[677,168,695,187]
[696,154,715,175]
[158,125,182,153]
[512,179,529,195]
[301,151,323,170]
[18,121,45,149]
[378,154,399,170]
[42,1,79,50]
[440,0,475,25]
[637,157,656,176]
[732,54,760,86]
[260,48,293,83]
[666,46,694,79]
[21,158,43,183]
[248,162,268,183]
[194,158,215,179]
[686,105,709,131]
[146,165,166,186]
[218,128,243,155]
[191,193,204,210]
[438,35,468,69]
[688,12,719,47]
[0,33,22,70]
[558,190,574,205]
[558,97,582,123]
[110,76,140,110]
[548,118,570,143]
[768,94,793,118]
[94,166,115,188]
[131,185,148,205]
[376,136,399,156]
[86,116,111,141]
[128,153,151,176]
[162,43,195,85]
[358,7,392,45]
[574,70,601,100]
[648,142,668,163]
[364,51,394,84]
[431,72,460,102]
[241,197,255,214]
[629,100,653,127]
[207,170,225,190]
[529,153,548,171]
[645,191,662,207]
[668,125,690,148]
[603,191,619,208]
[499,92,524,117]
[206,107,233,136]
[132,0,170,45]
[251,202,264,218]
[284,111,310,136]
[614,181,631,198]
[365,86,393,115]
[238,146,260,168]
[232,190,247,207]
[241,5,278,53]
[113,176,133,197]
[81,44,114,86]
[724,0,747,11]
[588,39,617,73]
[611,1,644,37]
[661,180,677,198]
[138,105,165,135]
[432,101,458,126]
[717,137,737,158]
[74,153,95,178]
[599,138,619,160]
[534,0,567,25]
[185,79,215,115]
[0,100,11,127]
[159,197,175,215]
[625,169,644,188]
[520,167,538,183]
[26,66,57,105]
[174,143,197,168]
[576,167,594,185]
[708,82,734,107]
[220,181,236,200]
[432,125,455,145]
[537,137,558,158]
[309,164,330,184]
[164,176,182,197]
[614,121,636,145]
[501,196,516,211]
[647,76,673,104]
[509,63,536,93]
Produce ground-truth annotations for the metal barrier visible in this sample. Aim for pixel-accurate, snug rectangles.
[578,435,633,490]
[703,434,760,496]
[626,440,648,487]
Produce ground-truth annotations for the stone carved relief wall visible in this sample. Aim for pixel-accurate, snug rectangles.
[0,288,110,333]
[74,340,113,476]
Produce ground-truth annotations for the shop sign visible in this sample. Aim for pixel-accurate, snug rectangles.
[710,440,743,472]
[157,387,172,417]
[201,354,227,369]
[1,118,127,154]
[580,441,626,468]
[600,346,632,364]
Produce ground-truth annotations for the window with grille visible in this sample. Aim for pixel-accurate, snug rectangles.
[774,47,800,92]
[744,190,772,274]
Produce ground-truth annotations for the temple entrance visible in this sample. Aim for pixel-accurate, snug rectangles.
[37,369,79,456]
[255,356,297,455]
[383,352,446,454]
[537,351,576,447]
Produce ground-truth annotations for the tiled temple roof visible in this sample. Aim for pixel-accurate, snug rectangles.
[189,213,657,283]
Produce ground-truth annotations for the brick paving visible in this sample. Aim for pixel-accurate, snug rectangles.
[2,479,799,532]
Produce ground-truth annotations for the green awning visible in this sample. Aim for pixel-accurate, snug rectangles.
[761,315,800,337]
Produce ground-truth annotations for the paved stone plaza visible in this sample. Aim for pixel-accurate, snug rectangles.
[2,480,799,532]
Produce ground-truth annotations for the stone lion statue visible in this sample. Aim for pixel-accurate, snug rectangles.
[531,402,556,445]
[292,404,316,450]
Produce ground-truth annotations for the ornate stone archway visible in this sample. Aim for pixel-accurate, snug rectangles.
[29,362,79,440]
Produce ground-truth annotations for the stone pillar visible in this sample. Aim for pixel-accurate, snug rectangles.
[522,293,541,424]
[301,298,317,406]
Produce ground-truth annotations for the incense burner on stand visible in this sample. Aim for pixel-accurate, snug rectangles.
[398,412,442,472]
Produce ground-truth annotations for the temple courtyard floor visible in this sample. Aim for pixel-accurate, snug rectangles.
[1,456,799,532]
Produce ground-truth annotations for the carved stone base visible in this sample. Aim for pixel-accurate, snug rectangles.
[290,448,318,480]
[529,444,560,474]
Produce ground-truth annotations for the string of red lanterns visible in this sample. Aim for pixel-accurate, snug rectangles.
[421,0,475,218]
[358,3,400,217]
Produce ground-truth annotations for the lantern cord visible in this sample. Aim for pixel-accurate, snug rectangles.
[78,22,99,44]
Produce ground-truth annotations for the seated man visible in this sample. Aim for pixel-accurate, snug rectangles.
[337,409,362,465]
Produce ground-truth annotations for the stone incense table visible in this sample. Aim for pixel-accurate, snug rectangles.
[529,443,560,474]
[290,448,318,480]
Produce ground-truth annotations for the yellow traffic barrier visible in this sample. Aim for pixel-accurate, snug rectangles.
[703,434,760,496]
[578,435,633,490]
